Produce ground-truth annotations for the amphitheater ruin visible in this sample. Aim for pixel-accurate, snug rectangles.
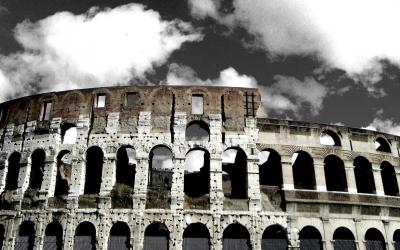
[0,85,398,250]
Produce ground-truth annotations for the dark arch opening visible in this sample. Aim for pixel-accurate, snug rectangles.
[365,228,386,250]
[354,156,376,194]
[108,222,130,250]
[320,130,341,146]
[184,148,210,197]
[185,121,210,141]
[223,224,251,250]
[144,222,170,250]
[262,224,288,250]
[259,149,283,187]
[84,147,104,194]
[293,151,316,190]
[183,223,210,250]
[54,150,71,196]
[222,148,248,199]
[299,226,322,250]
[44,221,63,250]
[28,149,45,190]
[74,222,96,250]
[5,152,21,191]
[15,221,35,250]
[324,155,347,192]
[380,161,399,196]
[0,224,5,250]
[375,137,391,153]
[333,227,355,250]
[393,230,400,249]
[116,146,136,188]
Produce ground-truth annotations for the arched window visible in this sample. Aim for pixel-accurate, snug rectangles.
[108,222,130,250]
[223,224,251,250]
[74,222,96,250]
[5,152,21,191]
[183,223,210,250]
[116,146,136,188]
[259,149,283,187]
[61,123,77,144]
[320,130,341,146]
[44,221,63,250]
[185,121,209,141]
[393,230,400,250]
[262,224,288,250]
[184,148,210,197]
[324,155,347,192]
[54,150,71,196]
[84,147,104,194]
[299,226,322,250]
[292,151,316,190]
[354,156,376,194]
[333,227,355,250]
[380,161,399,196]
[146,145,173,209]
[365,228,386,250]
[15,221,35,250]
[28,149,45,190]
[144,222,170,250]
[375,137,391,153]
[222,147,248,199]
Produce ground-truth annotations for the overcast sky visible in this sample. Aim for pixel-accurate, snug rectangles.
[0,0,400,135]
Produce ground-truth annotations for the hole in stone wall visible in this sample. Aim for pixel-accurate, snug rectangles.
[292,151,316,190]
[74,222,96,250]
[183,223,210,250]
[192,94,204,115]
[109,222,130,250]
[324,155,347,192]
[5,152,21,191]
[144,222,170,250]
[381,161,399,196]
[222,148,248,199]
[84,146,103,194]
[15,221,35,250]
[184,149,210,197]
[44,221,63,250]
[258,149,283,187]
[223,224,251,250]
[28,149,45,190]
[375,137,391,153]
[54,150,71,196]
[185,121,209,141]
[61,123,77,144]
[393,229,400,247]
[116,146,136,188]
[354,156,376,194]
[320,130,341,146]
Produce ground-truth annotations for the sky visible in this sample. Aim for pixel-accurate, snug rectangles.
[0,0,400,135]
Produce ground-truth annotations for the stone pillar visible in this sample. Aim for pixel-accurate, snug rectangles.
[69,157,85,196]
[0,152,8,193]
[40,158,57,198]
[322,218,332,250]
[63,213,76,250]
[100,157,115,197]
[281,155,294,190]
[210,156,223,212]
[395,169,400,196]
[314,159,327,192]
[171,157,184,210]
[16,153,30,199]
[212,215,222,250]
[344,161,357,193]
[133,158,149,210]
[97,217,108,250]
[248,156,261,212]
[372,163,385,196]
[34,217,44,250]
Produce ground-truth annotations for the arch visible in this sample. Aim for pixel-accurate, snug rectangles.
[222,223,251,250]
[292,151,316,190]
[144,222,170,250]
[84,146,104,194]
[184,148,210,197]
[5,152,21,191]
[299,226,322,250]
[28,149,45,190]
[54,150,71,196]
[15,221,35,250]
[116,146,136,188]
[108,222,131,250]
[324,155,347,192]
[375,137,391,153]
[354,156,376,194]
[185,121,210,141]
[320,130,341,146]
[222,147,248,199]
[74,221,96,250]
[43,221,63,250]
[0,224,5,250]
[393,230,400,250]
[259,149,283,187]
[380,161,399,196]
[365,228,386,250]
[183,223,210,250]
[61,123,77,144]
[261,224,288,250]
[333,227,355,250]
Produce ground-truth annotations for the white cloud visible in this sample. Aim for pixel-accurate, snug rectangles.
[363,118,400,136]
[189,0,219,19]
[0,4,202,102]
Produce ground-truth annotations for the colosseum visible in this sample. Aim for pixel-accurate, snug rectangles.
[0,85,397,250]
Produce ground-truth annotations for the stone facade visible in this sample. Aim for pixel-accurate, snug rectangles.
[0,86,397,249]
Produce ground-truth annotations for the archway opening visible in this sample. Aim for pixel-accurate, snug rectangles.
[5,152,21,191]
[381,161,399,196]
[222,148,248,199]
[375,137,391,153]
[44,221,63,250]
[74,222,96,250]
[144,222,170,250]
[61,123,77,144]
[292,151,316,190]
[0,224,5,250]
[108,222,130,250]
[320,130,341,146]
[299,226,322,250]
[261,224,288,250]
[116,146,136,188]
[183,223,210,250]
[28,149,45,190]
[222,224,251,250]
[259,149,283,187]
[333,227,355,250]
[354,156,376,194]
[393,230,400,250]
[15,221,35,250]
[84,147,103,194]
[184,149,210,197]
[54,150,71,196]
[185,121,209,141]
[365,228,386,250]
[324,155,347,192]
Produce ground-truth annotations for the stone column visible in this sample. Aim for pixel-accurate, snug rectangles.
[67,157,84,209]
[39,157,57,199]
[210,156,223,212]
[281,155,294,190]
[16,153,29,199]
[314,158,327,192]
[212,215,222,250]
[171,157,184,210]
[322,218,332,250]
[344,161,357,194]
[395,169,400,195]
[247,156,261,212]
[0,152,8,193]
[34,217,44,250]
[100,157,115,196]
[372,163,385,196]
[133,158,149,210]
[63,212,76,250]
